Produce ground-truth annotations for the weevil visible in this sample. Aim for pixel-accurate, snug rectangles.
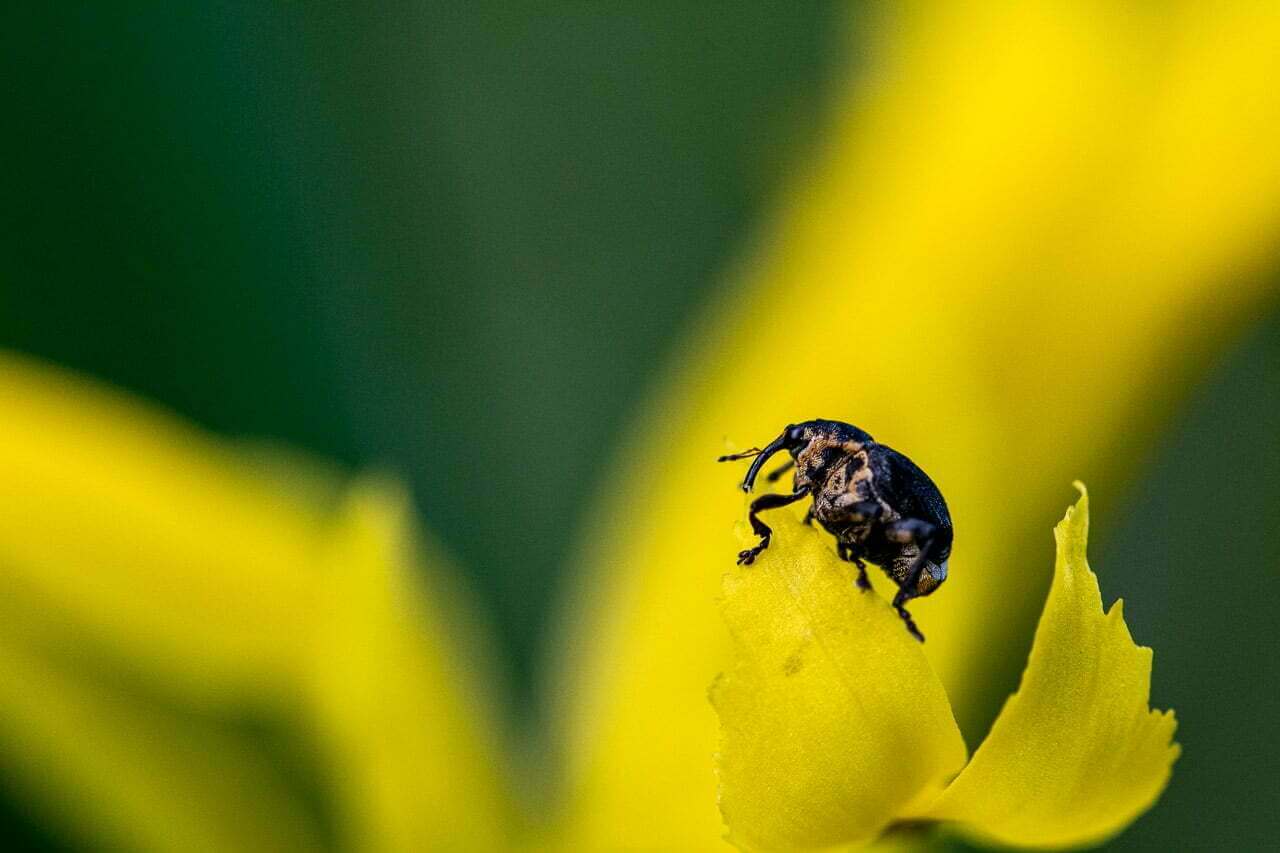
[718,419,952,642]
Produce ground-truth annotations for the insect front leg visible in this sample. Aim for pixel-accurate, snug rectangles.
[883,518,939,643]
[737,488,809,565]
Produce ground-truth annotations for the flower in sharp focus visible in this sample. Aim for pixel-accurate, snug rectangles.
[1,3,1279,852]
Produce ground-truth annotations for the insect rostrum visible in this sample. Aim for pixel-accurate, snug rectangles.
[718,419,952,642]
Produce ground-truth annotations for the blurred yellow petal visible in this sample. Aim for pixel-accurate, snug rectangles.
[0,351,326,707]
[714,510,965,851]
[0,355,515,848]
[306,477,513,850]
[552,4,1280,847]
[0,634,325,852]
[916,486,1179,848]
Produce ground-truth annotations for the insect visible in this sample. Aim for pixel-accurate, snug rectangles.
[718,419,952,642]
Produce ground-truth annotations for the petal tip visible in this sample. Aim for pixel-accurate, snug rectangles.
[921,485,1180,848]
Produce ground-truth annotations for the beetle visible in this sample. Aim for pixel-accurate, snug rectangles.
[717,419,951,642]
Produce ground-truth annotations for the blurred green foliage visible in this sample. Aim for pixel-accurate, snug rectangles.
[2,4,1278,851]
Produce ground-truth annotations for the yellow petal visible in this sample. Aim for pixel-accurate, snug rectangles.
[553,5,1277,847]
[305,477,513,851]
[714,510,966,851]
[0,351,326,707]
[0,354,514,848]
[916,485,1180,848]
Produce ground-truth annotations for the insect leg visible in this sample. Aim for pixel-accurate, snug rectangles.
[841,499,882,523]
[802,506,815,526]
[737,487,809,565]
[855,566,871,590]
[837,541,872,591]
[892,597,925,642]
[884,518,939,643]
[829,497,881,590]
[765,458,796,483]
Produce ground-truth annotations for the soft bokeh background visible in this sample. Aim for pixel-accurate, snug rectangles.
[2,4,1277,850]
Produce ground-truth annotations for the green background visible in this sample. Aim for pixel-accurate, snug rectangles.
[2,5,1276,850]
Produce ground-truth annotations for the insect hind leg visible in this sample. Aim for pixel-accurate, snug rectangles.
[883,518,940,643]
[891,590,926,643]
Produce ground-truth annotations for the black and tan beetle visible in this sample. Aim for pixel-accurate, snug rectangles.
[718,419,952,642]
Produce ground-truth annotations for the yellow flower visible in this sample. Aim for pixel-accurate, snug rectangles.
[0,354,510,851]
[553,4,1280,849]
[0,3,1278,851]
[714,485,1177,850]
